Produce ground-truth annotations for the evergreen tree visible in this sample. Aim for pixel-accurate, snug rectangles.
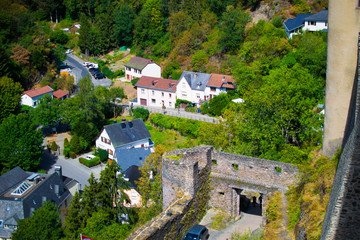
[64,192,82,240]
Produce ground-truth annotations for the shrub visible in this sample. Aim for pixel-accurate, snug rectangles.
[63,147,70,158]
[133,107,150,121]
[185,107,196,113]
[70,135,82,154]
[50,142,58,151]
[97,148,109,162]
[149,113,204,138]
[68,151,76,159]
[79,156,100,167]
[175,99,192,108]
[131,78,140,86]
[64,138,69,147]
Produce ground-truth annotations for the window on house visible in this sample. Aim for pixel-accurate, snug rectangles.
[309,21,316,26]
[139,70,142,74]
[169,102,172,107]
[197,94,200,99]
[152,91,155,95]
[108,149,113,155]
[162,92,164,97]
[141,89,145,94]
[169,93,172,98]
[152,99,156,103]
[325,22,327,27]
[210,87,216,92]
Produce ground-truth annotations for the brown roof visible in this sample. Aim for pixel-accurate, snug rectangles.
[207,74,235,88]
[53,89,69,99]
[135,76,178,92]
[22,86,53,98]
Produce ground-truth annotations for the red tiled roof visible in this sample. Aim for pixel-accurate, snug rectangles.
[53,89,69,99]
[136,76,178,92]
[207,74,235,88]
[22,86,53,98]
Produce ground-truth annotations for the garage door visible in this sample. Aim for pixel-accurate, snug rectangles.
[140,98,147,106]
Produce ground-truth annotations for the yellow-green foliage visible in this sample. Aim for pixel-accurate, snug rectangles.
[166,154,183,162]
[286,148,339,240]
[210,209,232,231]
[263,191,284,239]
[231,229,263,240]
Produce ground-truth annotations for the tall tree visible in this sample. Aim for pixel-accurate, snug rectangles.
[32,94,61,126]
[64,191,82,239]
[114,4,135,46]
[0,76,23,122]
[218,6,251,53]
[0,113,43,174]
[12,202,63,240]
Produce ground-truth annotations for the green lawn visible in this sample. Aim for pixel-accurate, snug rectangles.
[145,123,200,151]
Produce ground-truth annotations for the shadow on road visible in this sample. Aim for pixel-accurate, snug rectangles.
[40,150,58,172]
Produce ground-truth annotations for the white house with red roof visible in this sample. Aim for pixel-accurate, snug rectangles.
[204,74,236,101]
[125,57,161,80]
[21,86,53,107]
[136,76,178,108]
[53,89,69,100]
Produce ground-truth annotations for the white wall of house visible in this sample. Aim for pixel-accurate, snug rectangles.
[96,129,152,160]
[137,87,176,108]
[21,93,53,107]
[204,86,224,99]
[142,63,161,78]
[176,77,193,102]
[125,63,161,80]
[95,130,116,159]
[303,20,327,32]
[122,189,142,207]
[176,77,207,106]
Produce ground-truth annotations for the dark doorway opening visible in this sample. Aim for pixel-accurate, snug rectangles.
[237,189,263,216]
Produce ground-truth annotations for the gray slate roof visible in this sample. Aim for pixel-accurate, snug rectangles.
[178,71,211,91]
[115,147,152,172]
[104,119,151,148]
[123,165,142,190]
[283,12,312,31]
[304,9,328,21]
[0,167,30,196]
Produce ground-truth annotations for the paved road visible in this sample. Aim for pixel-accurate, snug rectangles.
[64,54,112,88]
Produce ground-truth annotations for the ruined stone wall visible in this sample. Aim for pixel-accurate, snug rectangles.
[162,146,212,209]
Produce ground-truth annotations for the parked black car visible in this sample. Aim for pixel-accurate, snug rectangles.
[183,225,209,240]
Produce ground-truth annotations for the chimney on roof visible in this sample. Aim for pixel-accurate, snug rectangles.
[169,83,172,89]
[55,165,62,178]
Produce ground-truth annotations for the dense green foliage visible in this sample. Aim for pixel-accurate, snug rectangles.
[149,113,206,138]
[12,202,63,240]
[133,107,150,121]
[0,113,43,174]
[0,77,23,122]
[79,157,100,167]
[65,162,134,240]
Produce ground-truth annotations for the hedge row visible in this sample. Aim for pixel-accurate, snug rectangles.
[79,157,100,167]
[149,113,203,138]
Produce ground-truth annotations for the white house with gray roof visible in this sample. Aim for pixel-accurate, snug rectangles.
[176,71,212,107]
[0,166,77,239]
[95,119,153,171]
[283,9,327,38]
[124,56,161,80]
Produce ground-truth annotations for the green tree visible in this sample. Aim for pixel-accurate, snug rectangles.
[136,145,165,223]
[64,191,82,240]
[32,94,61,126]
[114,4,136,46]
[50,30,69,44]
[208,93,231,116]
[0,113,43,173]
[0,76,23,122]
[95,12,115,54]
[218,6,251,53]
[12,202,63,240]
[133,107,149,121]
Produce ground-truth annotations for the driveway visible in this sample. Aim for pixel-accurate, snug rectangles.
[64,54,112,88]
[200,208,263,240]
[41,132,103,189]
